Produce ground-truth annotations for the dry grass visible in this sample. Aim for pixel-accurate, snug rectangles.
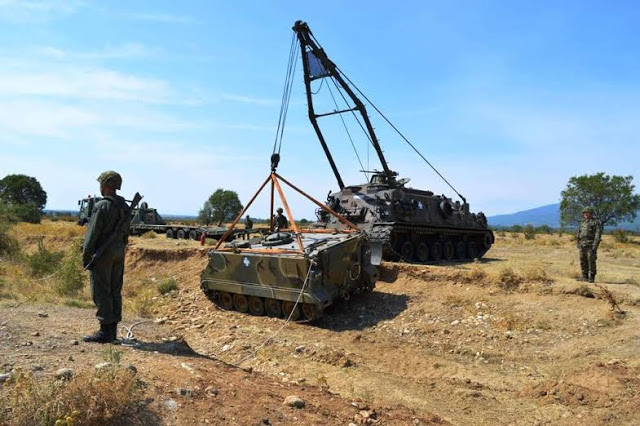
[0,366,150,426]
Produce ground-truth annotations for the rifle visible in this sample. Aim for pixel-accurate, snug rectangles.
[84,192,143,270]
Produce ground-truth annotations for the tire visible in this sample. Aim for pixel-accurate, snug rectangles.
[301,304,321,321]
[233,294,249,313]
[484,232,493,249]
[189,230,198,240]
[265,299,282,318]
[248,297,265,316]
[218,292,234,310]
[416,242,429,263]
[400,241,414,262]
[177,229,187,239]
[444,240,454,260]
[166,229,175,239]
[282,301,301,321]
[430,241,443,261]
[468,242,478,259]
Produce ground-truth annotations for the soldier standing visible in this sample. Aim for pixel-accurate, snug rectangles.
[245,215,254,229]
[82,171,129,343]
[576,206,602,283]
[274,207,289,231]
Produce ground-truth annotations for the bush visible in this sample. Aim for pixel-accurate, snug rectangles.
[157,277,178,295]
[535,224,552,234]
[27,239,64,277]
[495,267,524,291]
[140,231,157,239]
[523,224,536,240]
[0,221,20,260]
[8,203,42,224]
[0,367,147,426]
[55,239,85,296]
[612,229,629,243]
[510,225,523,233]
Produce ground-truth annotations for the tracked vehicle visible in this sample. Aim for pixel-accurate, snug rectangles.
[292,21,494,262]
[200,174,380,321]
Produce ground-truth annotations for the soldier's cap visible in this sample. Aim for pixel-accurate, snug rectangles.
[97,170,122,190]
[276,207,284,213]
[582,206,594,213]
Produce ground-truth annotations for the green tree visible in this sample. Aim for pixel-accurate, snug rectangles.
[560,173,640,227]
[0,174,47,223]
[197,201,214,226]
[523,224,536,240]
[200,189,243,226]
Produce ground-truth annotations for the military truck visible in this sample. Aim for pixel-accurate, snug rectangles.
[291,21,494,262]
[201,229,379,321]
[77,196,102,225]
[79,198,254,241]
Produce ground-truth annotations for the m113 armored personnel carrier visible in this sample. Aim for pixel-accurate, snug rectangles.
[292,21,494,263]
[200,173,380,321]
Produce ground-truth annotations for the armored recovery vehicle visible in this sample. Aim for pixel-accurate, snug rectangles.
[291,21,494,263]
[200,173,380,322]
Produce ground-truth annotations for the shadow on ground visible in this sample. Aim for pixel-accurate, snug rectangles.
[314,291,409,332]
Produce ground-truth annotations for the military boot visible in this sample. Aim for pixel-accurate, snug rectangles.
[82,324,113,344]
[576,274,588,282]
[588,273,595,283]
[110,323,119,343]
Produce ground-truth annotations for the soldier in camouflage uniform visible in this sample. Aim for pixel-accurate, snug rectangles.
[576,206,602,283]
[82,171,129,343]
[274,207,288,231]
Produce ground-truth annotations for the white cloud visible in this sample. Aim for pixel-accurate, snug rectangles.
[0,0,84,22]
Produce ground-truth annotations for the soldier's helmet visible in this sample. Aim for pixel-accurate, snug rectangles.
[276,207,284,214]
[582,206,594,214]
[97,170,122,190]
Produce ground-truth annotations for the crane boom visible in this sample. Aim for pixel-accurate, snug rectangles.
[292,20,396,189]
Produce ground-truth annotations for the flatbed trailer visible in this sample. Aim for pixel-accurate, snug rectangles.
[130,223,261,241]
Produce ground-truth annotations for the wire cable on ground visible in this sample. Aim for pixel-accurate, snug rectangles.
[233,260,315,367]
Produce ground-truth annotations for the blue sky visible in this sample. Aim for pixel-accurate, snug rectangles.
[1,1,638,218]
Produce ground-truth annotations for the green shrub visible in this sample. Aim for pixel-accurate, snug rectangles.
[55,239,85,296]
[0,222,20,260]
[523,224,536,240]
[535,224,552,234]
[510,225,523,233]
[140,231,157,239]
[26,240,64,277]
[612,229,629,243]
[157,277,178,295]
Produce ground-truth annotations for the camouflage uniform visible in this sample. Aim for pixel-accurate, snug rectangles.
[82,171,128,343]
[274,208,288,231]
[577,208,601,283]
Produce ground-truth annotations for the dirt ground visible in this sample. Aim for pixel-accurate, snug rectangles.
[2,225,640,425]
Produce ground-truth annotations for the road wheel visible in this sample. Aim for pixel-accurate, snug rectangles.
[416,242,429,263]
[265,299,282,318]
[444,240,454,260]
[233,294,249,313]
[468,242,478,259]
[301,304,321,321]
[282,301,301,321]
[166,229,175,239]
[400,241,414,262]
[455,241,466,259]
[177,229,186,239]
[248,296,265,316]
[430,241,443,261]
[218,292,234,310]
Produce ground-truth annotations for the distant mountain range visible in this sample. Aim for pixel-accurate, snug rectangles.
[488,203,640,230]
